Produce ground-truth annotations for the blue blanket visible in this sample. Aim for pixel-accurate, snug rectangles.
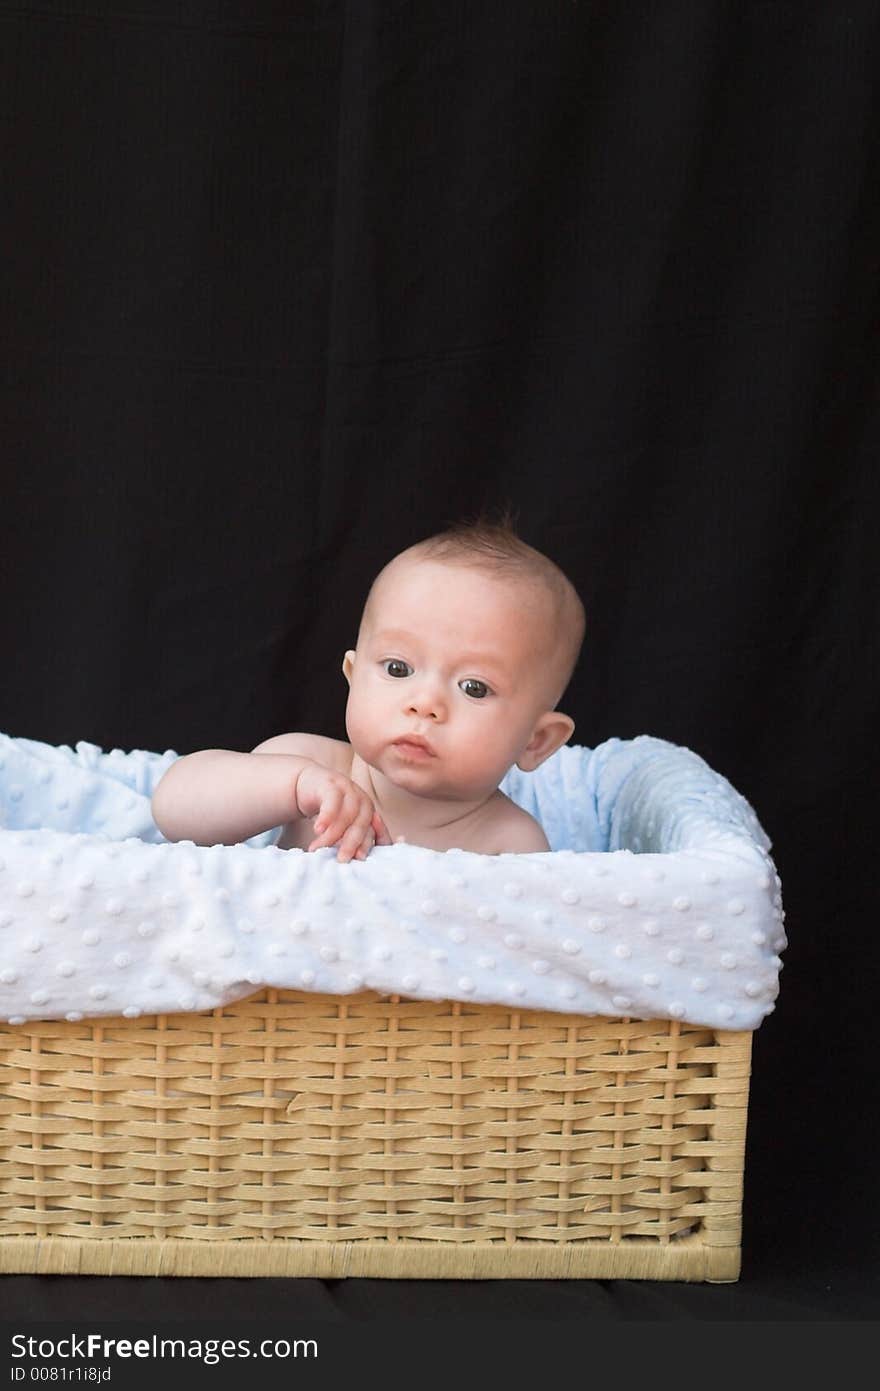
[0,732,784,1027]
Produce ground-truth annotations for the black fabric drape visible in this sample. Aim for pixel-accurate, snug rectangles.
[1,1,878,1319]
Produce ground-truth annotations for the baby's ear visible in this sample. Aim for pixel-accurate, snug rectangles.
[342,650,356,686]
[515,711,575,773]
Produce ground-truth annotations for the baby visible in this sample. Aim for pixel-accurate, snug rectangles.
[152,518,585,860]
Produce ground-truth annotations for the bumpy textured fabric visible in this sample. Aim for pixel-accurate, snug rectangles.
[0,733,784,1027]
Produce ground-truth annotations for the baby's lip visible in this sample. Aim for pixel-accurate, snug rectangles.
[392,735,436,756]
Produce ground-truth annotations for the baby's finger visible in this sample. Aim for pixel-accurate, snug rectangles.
[353,826,377,861]
[312,788,361,855]
[335,821,366,862]
[371,811,393,846]
[309,819,346,852]
[310,816,350,852]
[308,817,339,851]
[340,828,371,863]
[313,787,343,834]
[336,798,376,862]
[307,787,347,850]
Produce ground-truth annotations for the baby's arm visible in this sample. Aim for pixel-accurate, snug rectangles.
[485,799,551,855]
[500,819,551,854]
[151,735,389,860]
[151,744,317,847]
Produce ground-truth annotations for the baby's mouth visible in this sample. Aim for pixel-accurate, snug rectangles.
[392,737,436,760]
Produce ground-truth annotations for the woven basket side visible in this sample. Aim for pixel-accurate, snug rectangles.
[0,990,751,1277]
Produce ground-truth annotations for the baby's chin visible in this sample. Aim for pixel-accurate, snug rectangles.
[373,756,497,804]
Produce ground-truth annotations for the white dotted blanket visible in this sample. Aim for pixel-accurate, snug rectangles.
[0,732,785,1028]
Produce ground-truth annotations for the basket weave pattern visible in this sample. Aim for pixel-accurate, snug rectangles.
[0,989,751,1279]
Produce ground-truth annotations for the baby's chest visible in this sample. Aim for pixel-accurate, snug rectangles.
[425,804,519,856]
[275,819,314,852]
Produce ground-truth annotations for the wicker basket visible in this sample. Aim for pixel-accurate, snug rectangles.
[0,988,751,1280]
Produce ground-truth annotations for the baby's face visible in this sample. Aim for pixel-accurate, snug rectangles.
[342,559,566,801]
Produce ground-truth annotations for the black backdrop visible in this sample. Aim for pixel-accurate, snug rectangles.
[1,0,878,1325]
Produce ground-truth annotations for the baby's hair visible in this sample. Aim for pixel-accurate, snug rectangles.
[403,506,586,707]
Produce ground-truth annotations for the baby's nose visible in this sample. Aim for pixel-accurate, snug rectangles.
[405,682,446,719]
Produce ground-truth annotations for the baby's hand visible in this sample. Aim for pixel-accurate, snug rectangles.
[294,763,392,863]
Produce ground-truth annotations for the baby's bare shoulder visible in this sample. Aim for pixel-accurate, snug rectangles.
[251,732,354,776]
[482,792,550,855]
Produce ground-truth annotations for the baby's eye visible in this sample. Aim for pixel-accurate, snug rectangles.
[383,659,413,678]
[459,678,490,700]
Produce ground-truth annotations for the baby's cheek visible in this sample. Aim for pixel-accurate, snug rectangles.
[343,700,360,748]
[474,726,520,778]
[345,704,378,762]
[458,728,505,780]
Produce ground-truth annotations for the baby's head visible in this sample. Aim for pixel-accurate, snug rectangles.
[342,516,585,802]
